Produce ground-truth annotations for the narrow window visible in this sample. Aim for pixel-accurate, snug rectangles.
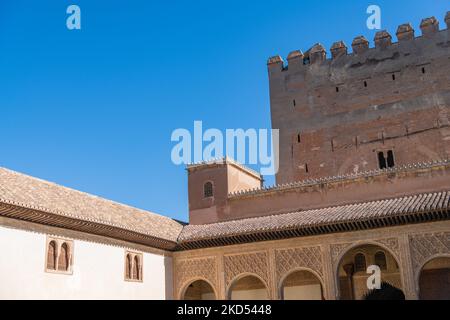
[378,152,387,169]
[354,253,367,272]
[392,74,396,81]
[375,251,387,271]
[364,81,368,87]
[422,67,426,74]
[133,256,140,280]
[297,134,301,143]
[204,182,213,198]
[125,254,132,280]
[387,150,395,168]
[58,242,69,271]
[293,99,296,107]
[305,163,309,173]
[336,87,339,93]
[47,241,57,270]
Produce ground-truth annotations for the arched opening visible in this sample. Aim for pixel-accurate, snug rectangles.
[280,270,324,300]
[419,257,450,300]
[133,255,140,280]
[183,280,216,300]
[58,242,69,271]
[125,254,132,279]
[337,244,403,300]
[228,275,269,300]
[47,241,57,270]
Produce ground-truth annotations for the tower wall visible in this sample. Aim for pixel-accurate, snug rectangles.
[268,14,450,184]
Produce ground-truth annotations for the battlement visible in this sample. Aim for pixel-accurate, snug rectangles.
[267,12,450,71]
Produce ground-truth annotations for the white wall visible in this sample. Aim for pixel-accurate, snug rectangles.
[0,225,171,300]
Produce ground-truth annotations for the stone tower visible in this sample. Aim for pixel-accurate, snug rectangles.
[268,13,450,185]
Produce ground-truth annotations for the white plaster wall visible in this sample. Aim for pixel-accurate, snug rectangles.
[0,225,171,300]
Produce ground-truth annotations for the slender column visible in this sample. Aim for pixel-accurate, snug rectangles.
[268,249,279,300]
[217,254,227,300]
[398,234,419,300]
[322,244,338,300]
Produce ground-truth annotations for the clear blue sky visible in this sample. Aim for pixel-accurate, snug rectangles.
[0,0,448,222]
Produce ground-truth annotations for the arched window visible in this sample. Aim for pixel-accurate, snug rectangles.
[204,182,213,198]
[133,256,140,280]
[58,242,69,271]
[354,253,367,272]
[47,241,57,270]
[125,254,132,279]
[375,251,387,270]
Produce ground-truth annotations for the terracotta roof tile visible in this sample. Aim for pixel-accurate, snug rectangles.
[179,191,450,244]
[0,167,183,243]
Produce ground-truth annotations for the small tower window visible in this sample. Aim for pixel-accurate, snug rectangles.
[378,152,387,169]
[377,150,395,169]
[293,99,296,107]
[204,181,213,198]
[336,86,339,93]
[297,134,301,143]
[386,150,395,168]
[422,67,426,74]
[364,80,368,87]
[392,74,396,81]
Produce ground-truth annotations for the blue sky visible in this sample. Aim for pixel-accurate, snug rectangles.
[0,0,448,222]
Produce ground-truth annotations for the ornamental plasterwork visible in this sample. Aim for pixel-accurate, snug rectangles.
[409,232,450,272]
[223,252,269,287]
[175,257,217,296]
[275,246,323,282]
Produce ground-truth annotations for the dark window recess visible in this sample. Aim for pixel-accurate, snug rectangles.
[387,150,395,167]
[378,152,387,169]
[375,251,388,271]
[297,134,301,143]
[422,67,426,74]
[392,74,396,81]
[305,163,309,173]
[303,57,310,65]
[336,87,339,93]
[355,253,367,272]
[293,99,296,107]
[378,150,395,169]
[364,81,368,87]
[204,182,213,198]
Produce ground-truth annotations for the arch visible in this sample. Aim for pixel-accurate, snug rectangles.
[58,242,69,271]
[375,251,388,270]
[336,241,404,300]
[125,254,132,279]
[181,278,217,300]
[227,273,269,300]
[278,268,324,300]
[416,254,450,300]
[47,240,57,270]
[133,255,140,280]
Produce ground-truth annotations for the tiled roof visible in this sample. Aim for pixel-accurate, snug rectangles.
[0,167,183,245]
[229,159,450,198]
[178,191,450,249]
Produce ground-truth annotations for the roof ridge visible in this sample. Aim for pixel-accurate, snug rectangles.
[228,159,450,197]
[0,166,178,224]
